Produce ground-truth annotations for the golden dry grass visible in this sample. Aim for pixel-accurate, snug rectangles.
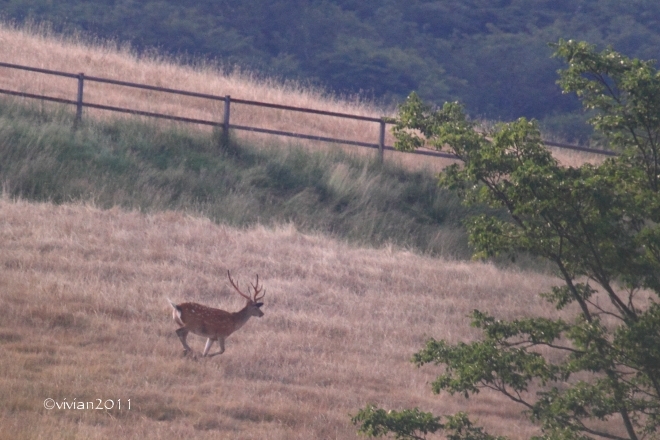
[0,197,567,439]
[0,20,631,439]
[0,21,603,171]
[0,21,397,160]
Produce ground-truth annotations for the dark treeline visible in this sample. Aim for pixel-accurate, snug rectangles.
[2,0,659,142]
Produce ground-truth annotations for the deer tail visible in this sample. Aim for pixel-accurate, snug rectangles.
[167,299,185,326]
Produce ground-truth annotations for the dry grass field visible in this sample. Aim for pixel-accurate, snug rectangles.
[0,197,565,439]
[0,21,603,171]
[0,22,617,439]
[0,21,403,162]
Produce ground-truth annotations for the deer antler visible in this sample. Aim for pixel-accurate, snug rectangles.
[228,271,265,302]
[227,270,252,301]
[251,275,265,302]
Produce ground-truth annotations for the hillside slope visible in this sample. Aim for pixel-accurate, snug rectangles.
[2,0,659,127]
[0,198,561,439]
[0,97,475,258]
[0,22,604,167]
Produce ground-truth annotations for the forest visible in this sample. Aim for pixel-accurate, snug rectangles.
[1,0,659,142]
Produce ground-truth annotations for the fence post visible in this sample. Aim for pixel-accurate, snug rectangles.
[222,95,231,147]
[378,119,386,163]
[75,73,84,128]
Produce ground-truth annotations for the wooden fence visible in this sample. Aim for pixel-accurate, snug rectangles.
[0,61,617,160]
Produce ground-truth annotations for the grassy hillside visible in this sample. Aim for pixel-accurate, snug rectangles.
[0,21,402,156]
[0,21,626,440]
[3,0,660,133]
[0,198,566,439]
[0,21,608,168]
[0,97,476,258]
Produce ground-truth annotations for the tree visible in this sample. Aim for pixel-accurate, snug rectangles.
[352,40,660,440]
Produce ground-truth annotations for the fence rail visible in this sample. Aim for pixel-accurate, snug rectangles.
[0,61,617,160]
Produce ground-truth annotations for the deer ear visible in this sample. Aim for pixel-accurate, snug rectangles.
[255,302,264,308]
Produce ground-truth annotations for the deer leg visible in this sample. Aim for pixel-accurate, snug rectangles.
[207,338,226,357]
[202,338,215,357]
[175,327,193,354]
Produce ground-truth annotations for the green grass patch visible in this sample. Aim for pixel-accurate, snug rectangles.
[0,98,476,258]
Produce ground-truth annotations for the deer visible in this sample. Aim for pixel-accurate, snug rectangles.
[167,271,265,358]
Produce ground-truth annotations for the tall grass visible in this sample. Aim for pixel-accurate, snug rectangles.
[0,20,603,170]
[0,23,616,439]
[0,197,565,439]
[0,20,399,155]
[0,98,474,258]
